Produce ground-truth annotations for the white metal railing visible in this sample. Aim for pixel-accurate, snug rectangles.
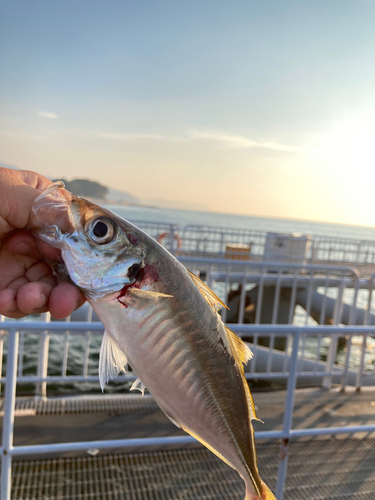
[1,323,375,500]
[132,221,375,268]
[2,319,374,393]
[2,259,375,399]
[178,257,375,325]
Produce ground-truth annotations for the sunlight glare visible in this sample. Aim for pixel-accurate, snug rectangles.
[318,110,375,176]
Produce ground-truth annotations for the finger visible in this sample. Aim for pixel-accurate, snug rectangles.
[25,261,56,284]
[5,277,29,291]
[4,230,43,259]
[16,281,54,315]
[0,288,19,317]
[0,287,49,318]
[5,230,64,264]
[36,240,64,262]
[0,169,52,232]
[49,282,86,319]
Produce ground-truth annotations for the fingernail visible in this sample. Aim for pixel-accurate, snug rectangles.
[13,242,33,255]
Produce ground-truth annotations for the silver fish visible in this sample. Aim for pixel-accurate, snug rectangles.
[30,182,276,500]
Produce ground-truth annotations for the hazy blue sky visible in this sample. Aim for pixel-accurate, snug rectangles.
[1,1,375,225]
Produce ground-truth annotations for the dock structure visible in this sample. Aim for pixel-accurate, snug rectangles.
[133,222,375,278]
[2,225,375,499]
[4,389,375,499]
[1,322,375,499]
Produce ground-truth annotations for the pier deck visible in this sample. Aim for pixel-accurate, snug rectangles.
[2,388,375,499]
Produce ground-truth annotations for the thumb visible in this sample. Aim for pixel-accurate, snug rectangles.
[0,169,52,232]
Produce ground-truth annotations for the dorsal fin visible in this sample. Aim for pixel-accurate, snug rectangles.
[225,326,260,422]
[225,325,253,364]
[188,270,229,312]
[99,330,128,391]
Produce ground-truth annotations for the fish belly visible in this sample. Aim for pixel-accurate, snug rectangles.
[122,303,258,490]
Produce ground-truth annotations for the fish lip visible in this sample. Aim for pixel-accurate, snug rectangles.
[32,224,64,247]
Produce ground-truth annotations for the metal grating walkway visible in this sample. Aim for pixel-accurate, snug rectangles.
[9,439,375,499]
[5,388,375,415]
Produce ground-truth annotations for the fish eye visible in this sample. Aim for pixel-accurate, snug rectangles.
[88,218,116,245]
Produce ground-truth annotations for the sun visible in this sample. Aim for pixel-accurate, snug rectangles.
[319,109,375,173]
[301,109,375,226]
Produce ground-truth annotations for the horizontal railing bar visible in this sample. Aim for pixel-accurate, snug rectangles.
[0,371,345,384]
[230,324,375,335]
[207,274,358,287]
[137,220,375,244]
[0,321,104,331]
[178,256,360,274]
[0,375,136,384]
[7,423,375,458]
[1,322,375,335]
[9,436,198,456]
[291,424,375,438]
[244,372,343,379]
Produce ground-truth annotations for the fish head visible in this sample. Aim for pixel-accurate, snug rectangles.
[29,182,147,297]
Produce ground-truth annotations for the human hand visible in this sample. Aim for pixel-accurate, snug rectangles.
[0,168,85,318]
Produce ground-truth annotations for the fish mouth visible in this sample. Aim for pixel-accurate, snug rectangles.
[127,262,143,282]
[30,181,76,241]
[116,260,151,306]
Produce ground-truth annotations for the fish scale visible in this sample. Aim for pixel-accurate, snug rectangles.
[30,182,276,500]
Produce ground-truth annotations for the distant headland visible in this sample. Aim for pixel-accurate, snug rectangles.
[53,178,140,206]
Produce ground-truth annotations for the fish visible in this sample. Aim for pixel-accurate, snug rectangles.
[30,182,276,500]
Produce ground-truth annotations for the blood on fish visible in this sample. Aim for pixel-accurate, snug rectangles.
[116,263,159,307]
[127,233,139,246]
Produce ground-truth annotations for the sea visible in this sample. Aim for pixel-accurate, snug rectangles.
[7,206,375,396]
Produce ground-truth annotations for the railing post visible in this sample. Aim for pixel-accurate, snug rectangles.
[356,334,368,390]
[36,312,51,399]
[275,330,300,500]
[322,280,345,389]
[1,327,20,500]
[219,232,225,258]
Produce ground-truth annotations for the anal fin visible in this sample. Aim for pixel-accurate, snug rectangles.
[130,377,146,396]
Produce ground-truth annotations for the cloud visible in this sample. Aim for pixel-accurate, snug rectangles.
[36,111,59,119]
[91,128,301,152]
[95,132,189,143]
[96,132,167,141]
[190,130,302,152]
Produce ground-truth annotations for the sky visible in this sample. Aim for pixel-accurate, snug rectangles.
[1,0,375,225]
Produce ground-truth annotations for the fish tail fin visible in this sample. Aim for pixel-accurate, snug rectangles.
[260,481,277,500]
[244,481,276,500]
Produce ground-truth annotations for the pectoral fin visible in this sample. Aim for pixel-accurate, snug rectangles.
[128,289,173,300]
[99,330,128,391]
